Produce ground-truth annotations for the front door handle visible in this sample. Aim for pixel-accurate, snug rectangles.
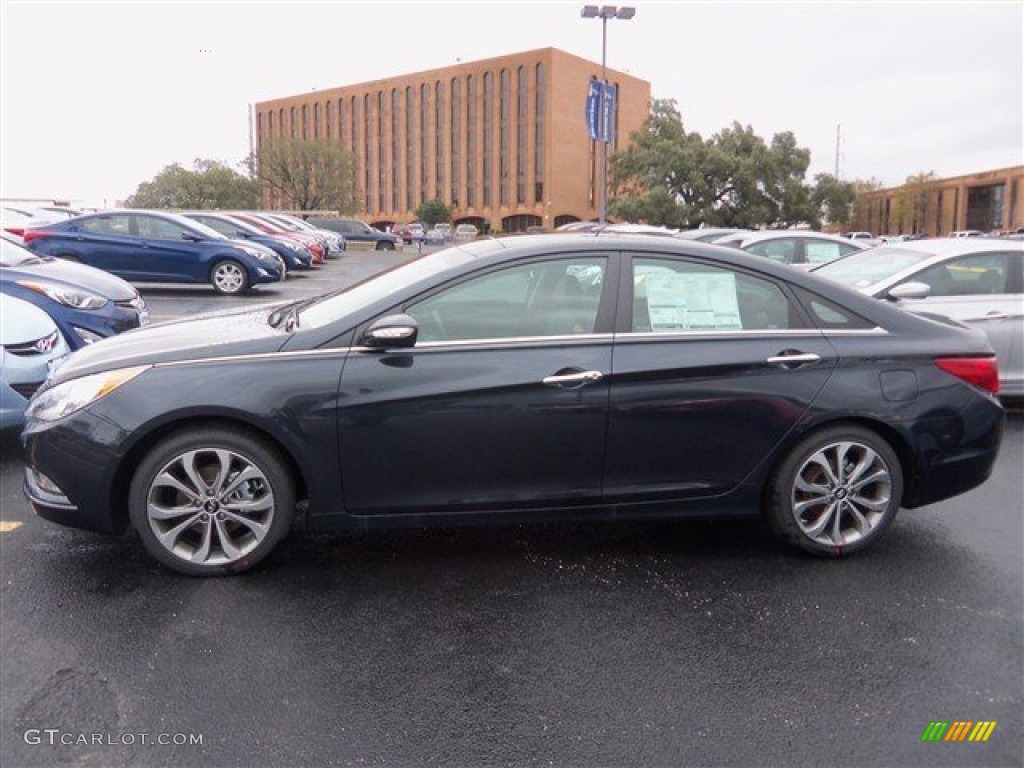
[766,351,821,368]
[542,370,604,388]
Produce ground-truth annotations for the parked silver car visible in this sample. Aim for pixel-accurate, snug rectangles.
[713,230,869,269]
[1,295,70,430]
[813,238,1024,396]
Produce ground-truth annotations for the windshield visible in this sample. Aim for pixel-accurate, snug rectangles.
[0,237,40,266]
[298,243,501,329]
[814,248,931,288]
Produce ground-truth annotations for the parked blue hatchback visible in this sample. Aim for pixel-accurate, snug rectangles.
[1,236,148,349]
[23,210,285,294]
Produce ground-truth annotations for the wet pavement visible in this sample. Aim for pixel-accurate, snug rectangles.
[1,250,1021,767]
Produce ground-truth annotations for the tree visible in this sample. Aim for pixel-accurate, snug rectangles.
[417,199,452,227]
[892,171,935,235]
[609,100,818,229]
[255,138,358,212]
[811,173,857,229]
[126,159,260,209]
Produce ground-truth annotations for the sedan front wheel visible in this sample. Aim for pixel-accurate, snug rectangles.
[765,425,903,556]
[210,259,250,295]
[129,427,295,576]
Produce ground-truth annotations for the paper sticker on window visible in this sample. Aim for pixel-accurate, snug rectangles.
[644,272,742,331]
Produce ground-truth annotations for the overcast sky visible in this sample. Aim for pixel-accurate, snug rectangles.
[2,0,1021,208]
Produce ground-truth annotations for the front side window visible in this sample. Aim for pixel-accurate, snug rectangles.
[632,257,798,332]
[407,257,608,343]
[804,240,847,264]
[135,216,191,240]
[910,252,1013,296]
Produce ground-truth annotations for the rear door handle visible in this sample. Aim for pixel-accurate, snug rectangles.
[542,370,604,388]
[766,352,821,368]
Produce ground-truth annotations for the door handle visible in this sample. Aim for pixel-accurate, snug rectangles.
[766,352,821,368]
[542,370,604,388]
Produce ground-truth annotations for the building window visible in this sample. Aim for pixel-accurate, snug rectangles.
[935,190,943,234]
[290,107,297,139]
[268,111,275,140]
[435,81,445,201]
[483,72,493,207]
[535,63,545,204]
[451,77,461,208]
[467,75,476,208]
[420,83,429,207]
[1010,180,1018,227]
[499,68,509,206]
[378,91,386,213]
[338,98,346,146]
[326,101,333,139]
[406,86,415,212]
[302,105,309,140]
[313,103,320,139]
[392,89,400,213]
[516,65,527,205]
[364,93,372,212]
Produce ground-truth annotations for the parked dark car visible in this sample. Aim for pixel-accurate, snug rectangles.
[1,236,148,349]
[23,234,1003,576]
[23,210,285,294]
[308,218,400,250]
[181,212,313,272]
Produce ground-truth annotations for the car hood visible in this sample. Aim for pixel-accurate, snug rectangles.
[1,297,58,345]
[48,304,291,384]
[7,257,138,300]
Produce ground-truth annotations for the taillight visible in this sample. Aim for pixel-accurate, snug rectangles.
[934,356,999,394]
[21,229,48,244]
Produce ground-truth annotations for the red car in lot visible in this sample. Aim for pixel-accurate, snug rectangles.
[223,213,326,265]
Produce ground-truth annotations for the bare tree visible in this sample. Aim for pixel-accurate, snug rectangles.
[255,138,358,212]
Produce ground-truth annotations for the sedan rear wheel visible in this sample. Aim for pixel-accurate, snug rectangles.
[129,428,294,576]
[765,425,903,556]
[210,259,249,295]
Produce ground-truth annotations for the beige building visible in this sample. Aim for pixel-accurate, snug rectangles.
[853,165,1024,237]
[254,47,651,233]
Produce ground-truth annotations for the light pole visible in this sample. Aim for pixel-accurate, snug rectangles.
[581,4,635,226]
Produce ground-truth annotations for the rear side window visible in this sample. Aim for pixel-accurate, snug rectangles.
[79,215,131,236]
[792,287,875,330]
[746,238,797,264]
[632,257,803,332]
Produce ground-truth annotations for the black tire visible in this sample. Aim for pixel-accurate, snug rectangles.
[129,427,295,576]
[765,424,903,557]
[209,259,250,295]
[375,241,395,251]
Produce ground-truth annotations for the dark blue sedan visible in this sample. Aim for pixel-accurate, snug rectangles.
[1,236,148,349]
[23,210,285,294]
[21,233,1004,576]
[181,212,313,272]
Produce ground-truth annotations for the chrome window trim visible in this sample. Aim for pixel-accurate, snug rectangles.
[153,347,350,368]
[355,333,616,353]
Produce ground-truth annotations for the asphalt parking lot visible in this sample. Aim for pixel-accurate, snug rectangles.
[1,248,1021,767]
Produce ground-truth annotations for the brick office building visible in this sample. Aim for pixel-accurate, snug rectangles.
[253,47,651,233]
[853,165,1024,237]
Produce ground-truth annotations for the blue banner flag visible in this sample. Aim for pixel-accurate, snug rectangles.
[585,80,602,141]
[601,83,617,145]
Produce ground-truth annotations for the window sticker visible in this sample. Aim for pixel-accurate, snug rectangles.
[644,272,743,331]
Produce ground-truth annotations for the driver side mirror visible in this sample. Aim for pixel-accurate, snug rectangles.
[181,232,203,242]
[360,314,419,349]
[887,281,931,301]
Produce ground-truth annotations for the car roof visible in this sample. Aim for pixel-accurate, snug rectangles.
[876,236,1021,257]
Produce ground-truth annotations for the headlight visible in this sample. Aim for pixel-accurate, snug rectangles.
[27,366,149,422]
[17,281,108,310]
[240,246,273,261]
